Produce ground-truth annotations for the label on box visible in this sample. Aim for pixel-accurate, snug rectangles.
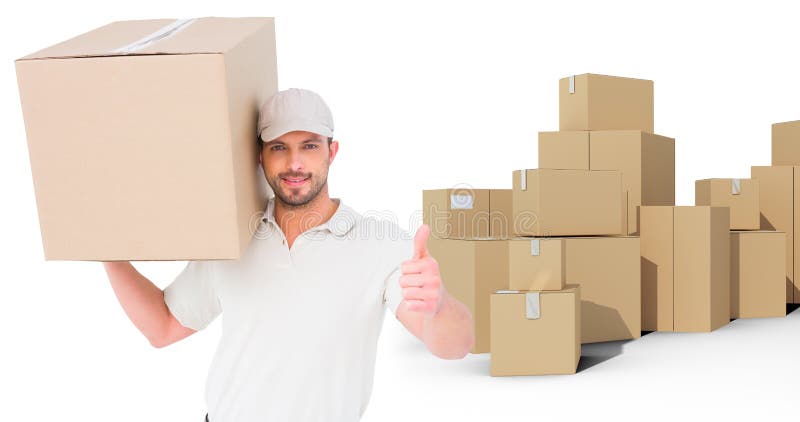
[450,193,473,209]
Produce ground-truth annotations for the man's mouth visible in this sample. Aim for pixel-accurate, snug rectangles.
[281,176,310,187]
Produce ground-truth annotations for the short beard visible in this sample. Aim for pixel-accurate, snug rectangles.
[268,172,328,209]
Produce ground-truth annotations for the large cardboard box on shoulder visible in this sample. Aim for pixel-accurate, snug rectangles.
[750,165,800,303]
[511,169,623,236]
[640,206,730,332]
[730,231,786,318]
[695,178,759,230]
[15,17,277,260]
[564,236,641,343]
[772,120,800,166]
[423,188,511,239]
[490,286,581,376]
[538,130,675,235]
[559,74,654,132]
[428,237,508,354]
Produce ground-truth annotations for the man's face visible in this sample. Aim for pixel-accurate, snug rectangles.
[260,130,338,207]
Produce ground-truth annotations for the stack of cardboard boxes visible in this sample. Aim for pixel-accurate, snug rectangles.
[425,74,675,376]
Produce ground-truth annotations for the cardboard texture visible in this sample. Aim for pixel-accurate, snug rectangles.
[559,74,654,132]
[428,237,508,354]
[423,189,491,239]
[511,169,623,236]
[508,238,565,291]
[490,286,581,376]
[16,17,277,260]
[538,131,589,170]
[564,236,641,343]
[772,120,800,166]
[695,178,760,230]
[640,206,730,332]
[489,189,513,239]
[750,166,800,303]
[730,231,786,318]
[538,130,675,235]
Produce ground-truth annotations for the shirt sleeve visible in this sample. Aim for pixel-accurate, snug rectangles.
[382,265,403,316]
[163,260,222,331]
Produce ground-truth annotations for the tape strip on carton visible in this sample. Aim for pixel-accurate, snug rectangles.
[525,292,541,319]
[569,75,575,94]
[731,178,741,195]
[450,193,473,209]
[111,18,197,54]
[530,239,540,256]
[520,169,527,191]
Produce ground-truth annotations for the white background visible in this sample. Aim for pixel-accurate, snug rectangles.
[2,1,799,421]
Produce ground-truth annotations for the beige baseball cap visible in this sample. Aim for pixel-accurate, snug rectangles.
[258,88,334,142]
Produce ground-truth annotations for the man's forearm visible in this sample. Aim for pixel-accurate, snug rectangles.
[102,262,170,346]
[421,290,474,359]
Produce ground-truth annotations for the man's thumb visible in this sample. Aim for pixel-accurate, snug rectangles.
[413,224,430,259]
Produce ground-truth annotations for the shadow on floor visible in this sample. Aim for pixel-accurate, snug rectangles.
[787,304,799,315]
[577,339,632,373]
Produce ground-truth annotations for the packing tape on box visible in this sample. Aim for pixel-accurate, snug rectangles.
[450,193,473,209]
[530,239,540,256]
[525,292,541,319]
[111,18,197,54]
[569,75,575,94]
[520,169,527,191]
[731,178,741,195]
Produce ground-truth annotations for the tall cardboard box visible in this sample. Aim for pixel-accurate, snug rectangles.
[423,189,490,239]
[490,189,513,239]
[750,165,800,303]
[772,120,800,165]
[508,238,565,291]
[15,17,277,260]
[730,231,786,318]
[559,74,654,132]
[490,286,581,376]
[640,206,730,332]
[695,178,760,230]
[538,130,675,235]
[512,169,623,236]
[564,236,641,343]
[428,237,508,353]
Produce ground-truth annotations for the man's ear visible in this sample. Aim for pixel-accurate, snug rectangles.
[328,139,339,164]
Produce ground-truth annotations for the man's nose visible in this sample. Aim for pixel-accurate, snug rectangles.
[287,148,305,173]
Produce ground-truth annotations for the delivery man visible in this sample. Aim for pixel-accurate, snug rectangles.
[102,88,474,422]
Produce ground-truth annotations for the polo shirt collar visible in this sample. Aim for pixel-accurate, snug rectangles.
[261,197,358,237]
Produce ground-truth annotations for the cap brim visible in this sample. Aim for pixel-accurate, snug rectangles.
[259,118,334,142]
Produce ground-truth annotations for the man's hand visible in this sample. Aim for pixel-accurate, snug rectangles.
[399,224,445,315]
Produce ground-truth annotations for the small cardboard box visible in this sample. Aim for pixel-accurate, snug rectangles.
[564,236,641,343]
[772,120,800,166]
[512,169,623,236]
[640,206,730,332]
[559,74,654,132]
[428,237,508,353]
[751,165,800,303]
[731,231,786,318]
[695,178,760,230]
[490,286,581,376]
[15,17,278,260]
[508,238,565,291]
[538,130,675,235]
[423,189,490,239]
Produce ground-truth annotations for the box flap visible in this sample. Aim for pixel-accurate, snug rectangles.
[18,17,274,60]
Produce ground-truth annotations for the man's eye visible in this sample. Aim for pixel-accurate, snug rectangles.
[270,145,285,151]
[304,144,318,149]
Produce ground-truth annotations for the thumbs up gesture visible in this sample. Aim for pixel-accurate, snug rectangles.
[400,224,445,315]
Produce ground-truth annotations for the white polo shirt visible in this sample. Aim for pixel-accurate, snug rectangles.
[163,197,414,422]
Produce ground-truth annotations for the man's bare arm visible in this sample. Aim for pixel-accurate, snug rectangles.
[102,262,195,348]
